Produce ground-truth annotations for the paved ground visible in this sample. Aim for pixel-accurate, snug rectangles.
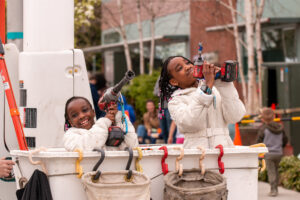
[258,181,300,200]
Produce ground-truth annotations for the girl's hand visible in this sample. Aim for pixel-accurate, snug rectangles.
[167,136,173,144]
[202,61,216,88]
[105,102,118,123]
[0,158,15,178]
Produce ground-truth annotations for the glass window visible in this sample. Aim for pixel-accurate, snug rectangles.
[103,32,120,44]
[155,42,187,60]
[283,28,297,62]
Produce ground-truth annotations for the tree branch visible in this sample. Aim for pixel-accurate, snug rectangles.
[217,0,246,21]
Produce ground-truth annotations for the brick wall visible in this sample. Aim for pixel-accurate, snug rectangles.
[190,0,236,63]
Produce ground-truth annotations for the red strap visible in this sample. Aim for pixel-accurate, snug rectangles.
[159,146,168,175]
[215,144,225,174]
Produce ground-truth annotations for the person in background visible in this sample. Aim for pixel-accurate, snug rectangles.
[154,76,172,143]
[94,73,107,98]
[63,96,138,151]
[257,107,288,197]
[168,121,184,144]
[0,157,14,178]
[117,94,136,124]
[88,72,106,119]
[137,100,160,144]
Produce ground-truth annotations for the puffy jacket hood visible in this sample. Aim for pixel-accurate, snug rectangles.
[265,121,284,134]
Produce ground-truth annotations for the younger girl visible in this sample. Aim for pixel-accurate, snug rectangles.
[159,56,246,149]
[63,96,138,151]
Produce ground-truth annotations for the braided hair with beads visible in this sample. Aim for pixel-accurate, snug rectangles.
[158,56,193,118]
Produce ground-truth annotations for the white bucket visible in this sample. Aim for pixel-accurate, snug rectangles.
[11,145,267,200]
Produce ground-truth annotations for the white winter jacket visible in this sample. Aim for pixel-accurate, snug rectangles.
[63,111,138,151]
[168,80,246,149]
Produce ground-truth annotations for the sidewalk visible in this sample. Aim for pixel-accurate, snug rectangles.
[258,181,300,200]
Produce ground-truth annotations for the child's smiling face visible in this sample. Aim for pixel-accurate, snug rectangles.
[168,57,197,89]
[67,98,95,129]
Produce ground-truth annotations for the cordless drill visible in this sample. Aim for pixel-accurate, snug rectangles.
[98,70,135,147]
[193,43,238,82]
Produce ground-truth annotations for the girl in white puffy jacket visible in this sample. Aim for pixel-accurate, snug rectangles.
[158,56,246,149]
[63,96,138,151]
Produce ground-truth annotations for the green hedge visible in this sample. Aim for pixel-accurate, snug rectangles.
[122,71,160,121]
[258,156,300,192]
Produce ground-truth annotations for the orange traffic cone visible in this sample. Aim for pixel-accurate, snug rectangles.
[233,123,242,146]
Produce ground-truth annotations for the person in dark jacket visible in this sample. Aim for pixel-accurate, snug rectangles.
[117,95,136,124]
[257,107,288,197]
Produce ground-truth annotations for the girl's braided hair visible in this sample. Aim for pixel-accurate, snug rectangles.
[158,56,193,117]
[64,96,93,131]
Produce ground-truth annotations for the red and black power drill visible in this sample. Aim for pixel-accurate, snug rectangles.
[98,70,135,147]
[193,43,238,82]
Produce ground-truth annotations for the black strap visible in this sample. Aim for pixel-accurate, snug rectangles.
[125,147,133,170]
[2,93,10,153]
[125,147,133,180]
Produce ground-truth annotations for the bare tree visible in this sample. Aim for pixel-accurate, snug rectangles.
[142,0,166,75]
[228,0,247,105]
[117,0,132,71]
[136,0,144,74]
[217,0,267,114]
[101,1,133,71]
[254,0,266,108]
[244,0,259,114]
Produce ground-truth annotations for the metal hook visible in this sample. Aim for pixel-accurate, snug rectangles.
[28,147,48,176]
[197,146,206,175]
[159,146,168,175]
[124,147,133,182]
[173,146,184,176]
[215,144,225,174]
[92,148,105,182]
[74,149,83,178]
[134,147,143,173]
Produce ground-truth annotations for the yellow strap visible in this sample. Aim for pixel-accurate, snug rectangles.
[134,147,143,173]
[74,149,83,178]
[250,143,266,172]
[240,119,255,124]
[292,116,300,121]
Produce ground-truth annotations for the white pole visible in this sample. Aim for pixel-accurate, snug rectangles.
[7,0,23,51]
[23,0,74,51]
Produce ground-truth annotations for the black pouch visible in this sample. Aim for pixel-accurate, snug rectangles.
[105,126,125,147]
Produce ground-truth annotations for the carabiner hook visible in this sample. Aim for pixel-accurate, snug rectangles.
[92,148,105,182]
[173,147,184,176]
[124,147,133,182]
[134,147,143,173]
[197,146,206,175]
[159,146,168,175]
[215,144,225,174]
